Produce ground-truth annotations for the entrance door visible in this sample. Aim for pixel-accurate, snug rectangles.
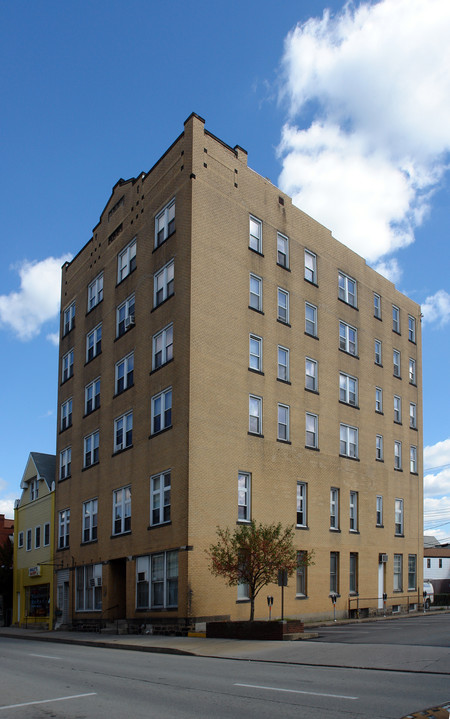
[378,562,384,609]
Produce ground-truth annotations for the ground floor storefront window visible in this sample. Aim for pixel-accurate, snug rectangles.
[26,584,49,617]
[75,564,102,611]
[136,550,178,609]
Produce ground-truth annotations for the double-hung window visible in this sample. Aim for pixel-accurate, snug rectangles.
[297,551,307,596]
[305,303,317,336]
[375,387,383,413]
[116,353,134,394]
[238,472,251,521]
[83,499,98,543]
[88,273,103,310]
[376,495,383,526]
[151,388,172,434]
[26,528,32,551]
[249,395,262,435]
[114,411,133,452]
[304,250,317,283]
[76,564,102,611]
[249,335,262,372]
[338,272,357,307]
[340,424,358,458]
[155,199,175,247]
[153,324,173,370]
[394,440,402,470]
[305,358,318,391]
[393,554,403,591]
[62,349,74,382]
[349,491,358,531]
[340,372,357,406]
[35,526,41,549]
[58,509,70,549]
[409,358,416,384]
[113,486,131,535]
[375,339,382,365]
[394,395,402,423]
[392,305,400,333]
[408,555,417,591]
[277,403,289,442]
[296,482,307,527]
[376,434,383,461]
[136,552,178,610]
[277,346,289,382]
[249,215,262,253]
[277,288,289,323]
[330,488,339,529]
[330,552,339,594]
[305,412,318,449]
[86,324,102,362]
[117,294,135,337]
[395,498,404,535]
[408,315,416,343]
[44,523,50,547]
[84,431,99,468]
[349,553,358,594]
[339,321,357,355]
[150,471,171,526]
[374,293,381,318]
[63,302,75,335]
[18,531,24,549]
[85,378,100,414]
[410,445,417,473]
[118,238,137,282]
[59,447,71,480]
[277,232,289,267]
[249,273,262,312]
[61,398,72,431]
[30,479,38,501]
[154,260,174,307]
[393,349,401,377]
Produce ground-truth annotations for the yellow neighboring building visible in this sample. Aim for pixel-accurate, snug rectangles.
[13,453,56,629]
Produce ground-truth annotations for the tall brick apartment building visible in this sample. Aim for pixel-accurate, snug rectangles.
[55,113,423,629]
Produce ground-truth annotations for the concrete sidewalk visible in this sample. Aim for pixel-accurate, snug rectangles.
[1,625,449,675]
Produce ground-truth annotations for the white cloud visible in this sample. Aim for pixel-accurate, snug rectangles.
[0,255,72,341]
[0,478,16,519]
[372,258,402,285]
[424,438,450,497]
[278,0,450,264]
[421,289,450,327]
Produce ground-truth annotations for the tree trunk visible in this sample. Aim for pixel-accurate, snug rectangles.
[249,592,255,621]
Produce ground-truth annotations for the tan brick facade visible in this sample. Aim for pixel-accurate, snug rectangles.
[54,113,423,628]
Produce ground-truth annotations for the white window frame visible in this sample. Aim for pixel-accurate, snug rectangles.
[374,293,381,318]
[349,552,358,594]
[375,387,383,413]
[154,259,174,307]
[375,339,382,365]
[153,324,173,370]
[304,249,316,283]
[376,495,383,526]
[75,563,102,611]
[277,346,289,382]
[305,358,318,392]
[392,305,400,333]
[410,402,417,429]
[408,315,416,343]
[249,395,262,435]
[18,531,24,548]
[249,334,262,372]
[26,528,32,551]
[249,215,262,253]
[350,491,358,532]
[150,471,171,526]
[393,349,401,377]
[409,357,416,384]
[340,423,358,459]
[114,411,133,452]
[338,271,357,307]
[277,232,289,268]
[84,430,99,468]
[63,301,75,335]
[86,323,102,362]
[408,555,417,591]
[376,434,383,461]
[394,554,403,592]
[395,498,404,536]
[83,499,98,543]
[339,321,357,355]
[305,302,317,336]
[277,403,290,442]
[62,349,74,382]
[410,445,417,473]
[238,471,251,522]
[35,525,41,549]
[394,395,402,423]
[58,509,70,549]
[85,377,100,415]
[249,273,262,312]
[340,372,357,406]
[330,488,339,530]
[330,551,339,594]
[116,294,135,337]
[296,551,307,597]
[296,482,307,527]
[305,412,318,449]
[155,198,175,247]
[59,446,71,480]
[115,352,134,394]
[30,478,39,501]
[151,387,172,434]
[394,440,402,470]
[88,273,103,311]
[150,551,178,609]
[118,237,137,282]
[43,523,50,547]
[113,486,131,535]
[277,287,289,324]
[60,398,72,431]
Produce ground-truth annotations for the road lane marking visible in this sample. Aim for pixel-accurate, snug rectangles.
[28,653,59,659]
[0,693,97,711]
[234,683,357,700]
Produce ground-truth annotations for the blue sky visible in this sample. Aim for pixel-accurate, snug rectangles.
[1,0,449,539]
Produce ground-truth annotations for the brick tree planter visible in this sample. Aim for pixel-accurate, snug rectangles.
[206,620,304,640]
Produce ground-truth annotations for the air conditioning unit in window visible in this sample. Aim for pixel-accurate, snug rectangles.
[125,315,135,329]
[96,577,102,587]
[89,578,96,587]
[137,572,147,582]
[379,553,388,563]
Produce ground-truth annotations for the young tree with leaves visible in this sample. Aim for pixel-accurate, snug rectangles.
[207,520,311,621]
